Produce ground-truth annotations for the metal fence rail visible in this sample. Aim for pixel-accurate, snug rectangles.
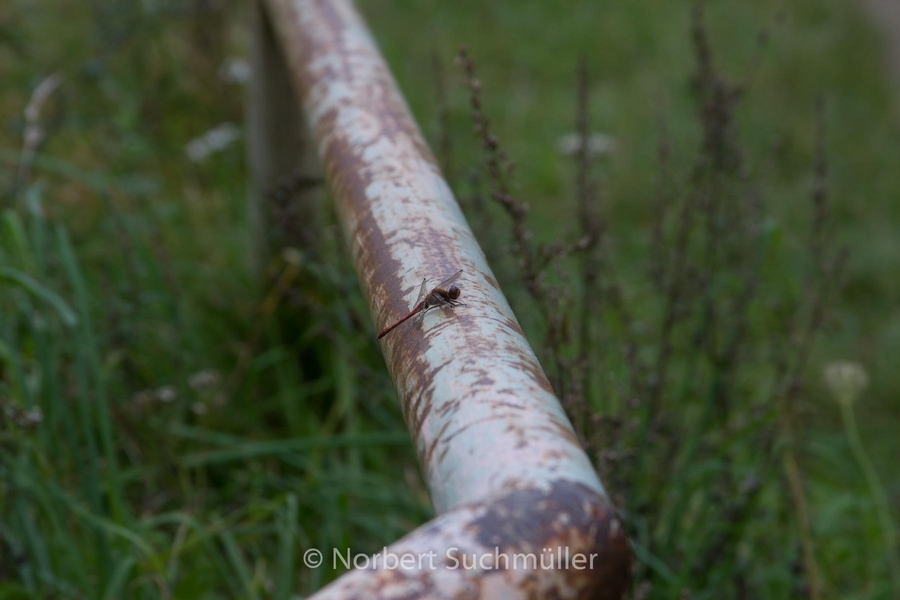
[248,0,632,597]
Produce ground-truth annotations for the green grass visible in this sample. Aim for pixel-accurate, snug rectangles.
[1,0,898,598]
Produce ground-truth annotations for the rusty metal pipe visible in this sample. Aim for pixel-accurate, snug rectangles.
[258,0,632,597]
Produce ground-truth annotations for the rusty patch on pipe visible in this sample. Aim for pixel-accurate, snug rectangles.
[466,481,632,599]
[309,480,631,600]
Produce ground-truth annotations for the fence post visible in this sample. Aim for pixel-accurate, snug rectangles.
[254,0,633,597]
[246,0,320,275]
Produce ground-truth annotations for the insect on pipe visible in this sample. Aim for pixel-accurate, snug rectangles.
[377,270,465,339]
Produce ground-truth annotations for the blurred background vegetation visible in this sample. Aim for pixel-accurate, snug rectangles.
[1,0,898,598]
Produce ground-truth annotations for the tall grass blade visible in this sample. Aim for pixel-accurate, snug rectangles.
[179,431,410,467]
[56,224,126,525]
[275,494,298,600]
[219,530,260,600]
[0,267,78,327]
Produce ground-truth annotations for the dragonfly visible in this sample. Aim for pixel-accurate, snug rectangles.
[376,270,464,340]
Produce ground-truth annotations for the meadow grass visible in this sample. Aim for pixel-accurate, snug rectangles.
[0,0,898,598]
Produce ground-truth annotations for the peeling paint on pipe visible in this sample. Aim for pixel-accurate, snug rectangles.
[259,0,632,597]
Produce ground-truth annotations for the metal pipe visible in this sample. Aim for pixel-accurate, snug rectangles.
[258,0,632,597]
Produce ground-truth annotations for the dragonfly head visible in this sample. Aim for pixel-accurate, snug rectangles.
[448,285,461,300]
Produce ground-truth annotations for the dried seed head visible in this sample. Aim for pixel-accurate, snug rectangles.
[823,361,868,406]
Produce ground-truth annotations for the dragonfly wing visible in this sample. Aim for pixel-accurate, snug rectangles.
[414,277,428,305]
[434,269,463,291]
